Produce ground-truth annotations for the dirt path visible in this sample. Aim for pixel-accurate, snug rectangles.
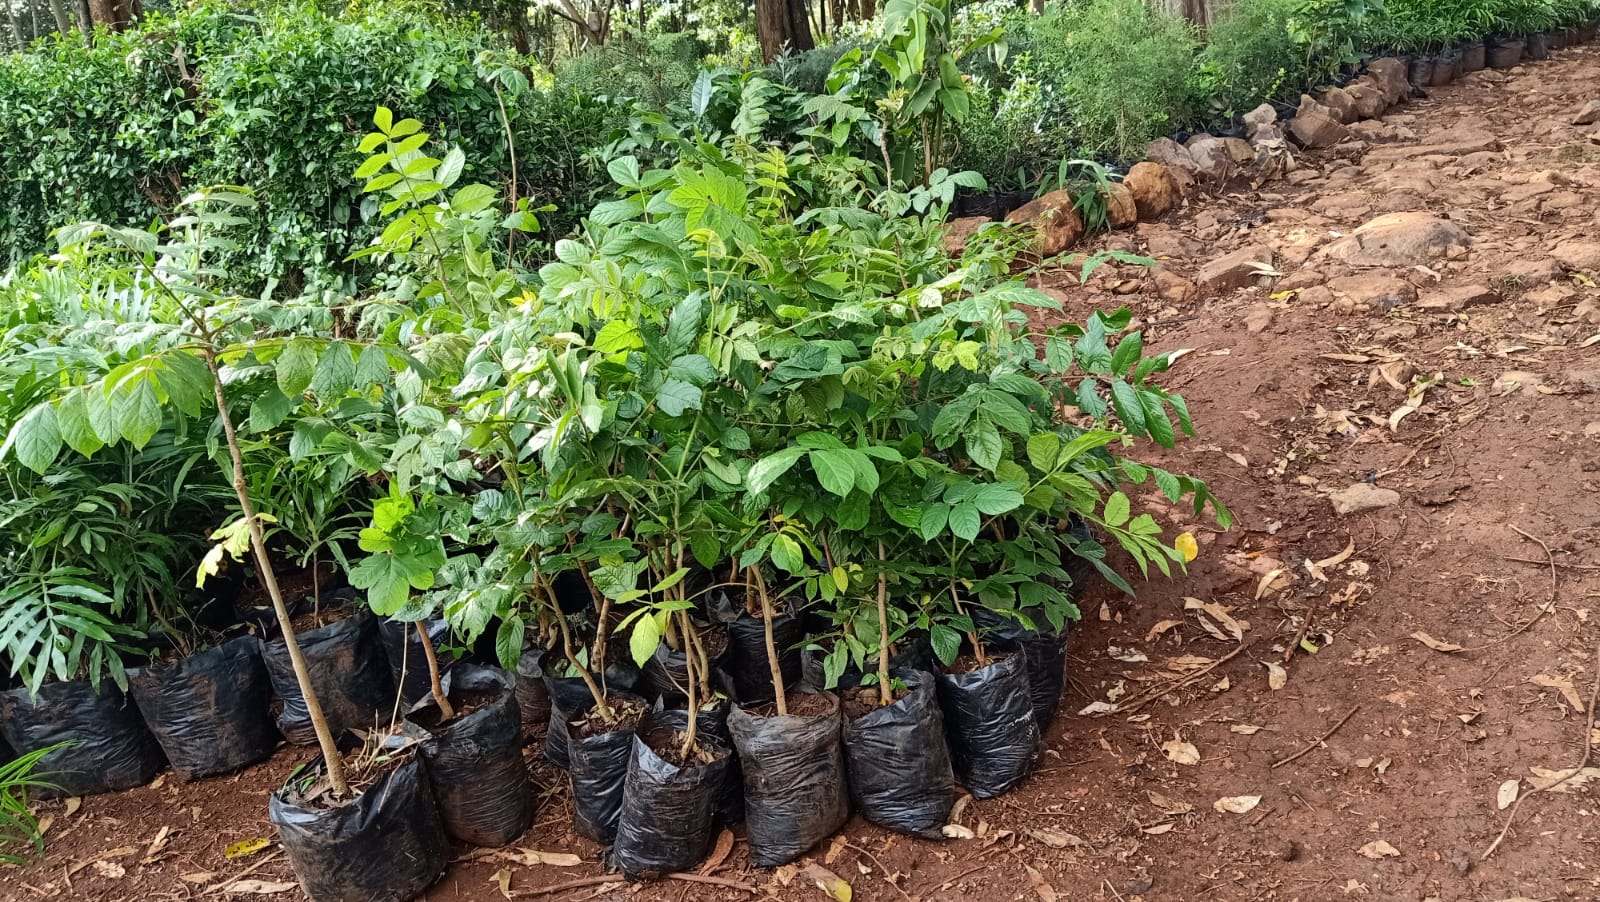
[24,49,1600,902]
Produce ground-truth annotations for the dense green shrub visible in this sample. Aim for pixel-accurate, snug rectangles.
[1022,0,1197,162]
[554,32,710,110]
[1194,0,1305,120]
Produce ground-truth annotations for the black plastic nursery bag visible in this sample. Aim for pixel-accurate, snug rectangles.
[937,652,1041,799]
[726,692,849,868]
[128,635,279,780]
[0,678,166,796]
[611,715,732,878]
[262,609,396,745]
[407,664,534,847]
[841,670,955,837]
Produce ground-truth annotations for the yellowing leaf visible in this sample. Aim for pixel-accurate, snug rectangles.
[1264,661,1288,690]
[801,863,853,902]
[223,838,272,860]
[1213,795,1261,814]
[1496,779,1519,810]
[1161,739,1200,765]
[1411,632,1462,653]
[1174,532,1199,563]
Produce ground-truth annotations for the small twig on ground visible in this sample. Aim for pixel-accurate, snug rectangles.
[205,851,284,895]
[1504,556,1600,571]
[515,875,625,898]
[1511,525,1559,600]
[1103,877,1128,902]
[1283,596,1320,665]
[1481,639,1600,862]
[1116,640,1255,715]
[1271,705,1362,769]
[665,872,758,893]
[1462,526,1561,651]
[838,841,912,902]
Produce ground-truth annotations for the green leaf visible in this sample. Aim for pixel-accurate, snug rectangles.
[1109,379,1146,434]
[120,377,162,449]
[747,448,805,495]
[969,484,1023,516]
[966,420,1003,472]
[1139,391,1176,448]
[654,379,702,417]
[949,502,981,541]
[917,504,949,540]
[810,449,857,497]
[665,295,704,357]
[276,339,319,397]
[55,391,102,457]
[6,404,61,473]
[770,533,805,574]
[312,341,356,398]
[629,614,662,668]
[1110,331,1144,376]
[495,615,524,671]
[1103,491,1131,528]
[1076,378,1108,417]
[248,387,295,433]
[1026,432,1060,471]
[354,345,392,387]
[929,622,962,665]
[667,354,717,387]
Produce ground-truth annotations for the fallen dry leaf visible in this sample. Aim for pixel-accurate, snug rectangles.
[1025,864,1057,902]
[801,862,853,902]
[222,880,298,895]
[941,824,975,840]
[1147,790,1193,815]
[1184,597,1246,640]
[1077,701,1119,716]
[1305,539,1356,582]
[1255,568,1287,599]
[1024,827,1085,848]
[92,860,125,879]
[179,872,215,884]
[1264,661,1288,690]
[1230,724,1262,735]
[1213,795,1261,814]
[144,825,171,861]
[1357,839,1400,859]
[1529,673,1585,711]
[1161,739,1200,766]
[1497,779,1520,810]
[698,828,735,875]
[1141,822,1175,835]
[1145,619,1182,642]
[1225,452,1250,467]
[493,868,512,900]
[1528,765,1600,792]
[498,848,584,867]
[1107,646,1148,663]
[223,837,272,860]
[1410,632,1462,653]
[64,797,81,817]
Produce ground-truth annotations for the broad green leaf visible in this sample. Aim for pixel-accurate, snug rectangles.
[629,614,662,668]
[948,501,981,541]
[276,339,319,397]
[1110,332,1143,376]
[1103,491,1131,528]
[249,387,295,433]
[810,448,857,497]
[929,623,962,665]
[665,295,704,357]
[1109,379,1146,434]
[120,377,162,449]
[969,484,1023,516]
[747,448,805,495]
[1026,432,1060,471]
[495,616,524,671]
[312,342,356,398]
[966,420,1003,472]
[1139,391,1176,448]
[55,391,102,457]
[6,404,61,473]
[655,379,702,417]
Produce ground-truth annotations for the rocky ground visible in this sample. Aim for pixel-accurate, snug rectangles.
[19,44,1600,902]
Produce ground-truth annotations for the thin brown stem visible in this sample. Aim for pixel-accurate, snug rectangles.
[551,578,611,720]
[950,578,986,668]
[876,541,892,705]
[750,566,787,715]
[679,609,699,760]
[415,621,454,721]
[205,349,347,796]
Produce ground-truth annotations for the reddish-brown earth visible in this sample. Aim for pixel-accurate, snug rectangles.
[21,46,1600,902]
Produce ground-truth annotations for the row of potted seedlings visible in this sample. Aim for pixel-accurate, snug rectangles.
[1395,7,1600,86]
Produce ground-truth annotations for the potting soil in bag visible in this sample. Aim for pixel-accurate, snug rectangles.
[723,612,804,706]
[262,608,396,745]
[937,652,1041,799]
[841,671,954,838]
[379,617,454,710]
[407,664,534,847]
[650,705,744,825]
[128,635,279,780]
[269,755,447,902]
[727,692,849,868]
[0,679,166,796]
[567,713,638,844]
[612,717,732,879]
[514,645,552,733]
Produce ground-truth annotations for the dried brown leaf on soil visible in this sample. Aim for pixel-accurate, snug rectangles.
[179,872,215,884]
[1146,619,1182,641]
[1025,827,1086,848]
[64,797,81,817]
[498,848,583,867]
[1141,822,1175,835]
[1528,765,1600,792]
[1213,795,1261,814]
[1358,839,1401,859]
[1497,779,1520,810]
[1305,539,1355,582]
[1161,739,1200,765]
[801,863,853,901]
[1410,632,1463,653]
[1147,790,1193,815]
[698,828,735,875]
[941,824,975,840]
[1255,568,1288,599]
[1529,673,1586,711]
[222,880,298,894]
[493,868,512,899]
[1025,865,1057,902]
[1230,724,1262,734]
[1184,597,1246,640]
[1264,661,1288,690]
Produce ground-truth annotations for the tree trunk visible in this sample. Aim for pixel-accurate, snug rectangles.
[74,0,91,40]
[0,3,16,51]
[86,0,134,32]
[755,0,813,63]
[858,0,874,20]
[46,0,70,36]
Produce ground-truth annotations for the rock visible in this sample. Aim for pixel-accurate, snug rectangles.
[1417,283,1500,312]
[1329,483,1401,515]
[1575,297,1600,324]
[1367,58,1410,106]
[1551,240,1600,272]
[1105,183,1138,229]
[1344,80,1388,120]
[1185,135,1236,183]
[1317,86,1357,123]
[1363,125,1501,161]
[1567,366,1600,392]
[1502,257,1564,285]
[1321,212,1471,266]
[1327,274,1417,312]
[941,216,992,256]
[1220,137,1256,165]
[1242,103,1277,136]
[1145,138,1200,196]
[1574,100,1600,126]
[1243,306,1274,333]
[1298,285,1335,308]
[1125,162,1178,221]
[1005,190,1083,257]
[1495,370,1544,395]
[1197,245,1275,294]
[1152,269,1197,305]
[1278,269,1326,291]
[1289,94,1352,149]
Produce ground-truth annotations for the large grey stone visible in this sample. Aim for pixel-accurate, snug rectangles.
[1321,213,1471,266]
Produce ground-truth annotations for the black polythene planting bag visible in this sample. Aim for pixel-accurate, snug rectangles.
[841,670,955,838]
[540,647,643,768]
[379,617,455,711]
[936,652,1041,799]
[647,704,744,825]
[514,645,552,735]
[567,713,638,844]
[0,678,166,796]
[611,713,732,879]
[726,692,849,868]
[722,611,805,706]
[406,664,534,847]
[268,754,447,902]
[128,634,280,780]
[974,608,1071,731]
[262,608,397,745]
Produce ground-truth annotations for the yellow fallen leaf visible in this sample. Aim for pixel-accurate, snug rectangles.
[498,848,584,867]
[222,838,272,860]
[1213,795,1261,814]
[1230,724,1262,735]
[1161,739,1200,766]
[1410,632,1462,653]
[494,869,512,900]
[1174,532,1199,563]
[1357,839,1400,859]
[801,863,853,902]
